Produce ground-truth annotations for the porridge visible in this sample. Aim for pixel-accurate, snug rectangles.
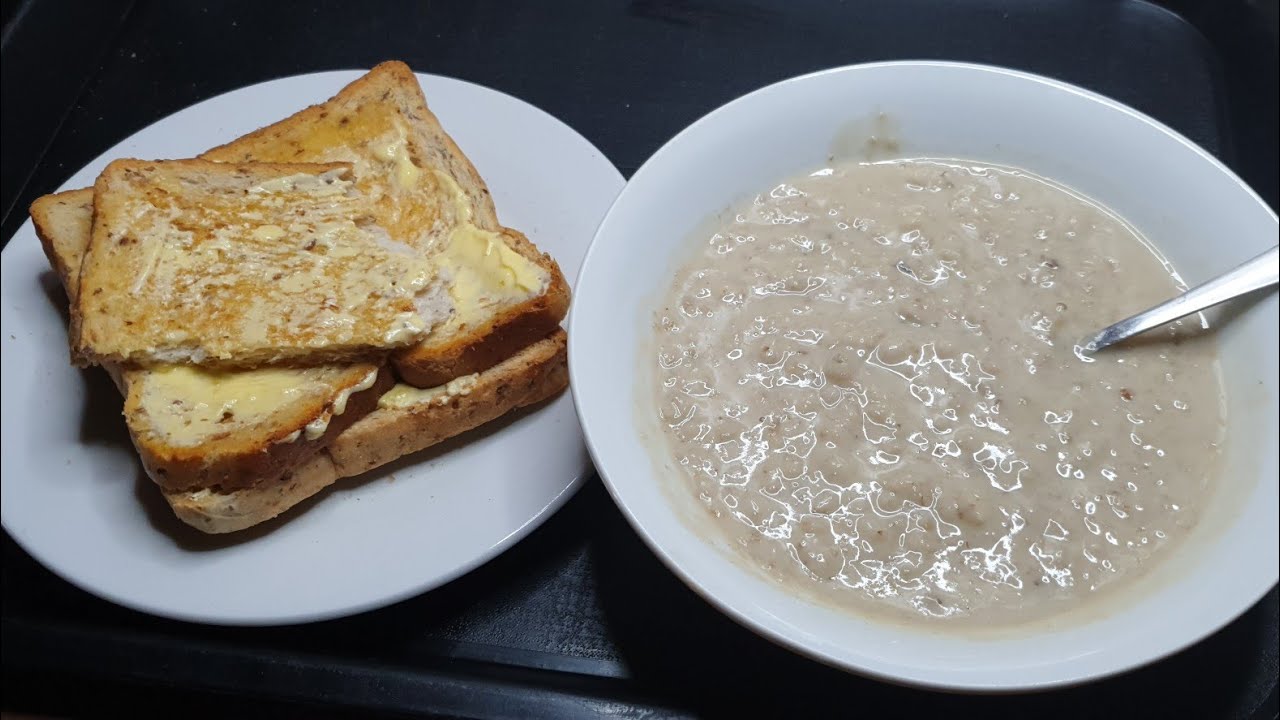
[649,159,1225,624]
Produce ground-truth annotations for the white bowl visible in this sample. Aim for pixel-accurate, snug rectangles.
[569,61,1278,691]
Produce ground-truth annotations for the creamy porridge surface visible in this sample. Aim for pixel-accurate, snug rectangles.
[650,159,1225,624]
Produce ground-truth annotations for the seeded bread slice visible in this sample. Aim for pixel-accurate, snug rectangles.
[71,159,451,368]
[164,330,569,534]
[199,60,571,388]
[31,189,389,492]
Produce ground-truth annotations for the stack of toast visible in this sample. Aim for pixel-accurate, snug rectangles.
[30,61,572,534]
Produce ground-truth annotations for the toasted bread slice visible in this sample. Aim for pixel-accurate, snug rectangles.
[32,189,390,492]
[200,60,571,387]
[163,330,569,533]
[72,159,450,368]
[125,363,394,492]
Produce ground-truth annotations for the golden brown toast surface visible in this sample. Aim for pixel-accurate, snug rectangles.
[71,159,449,368]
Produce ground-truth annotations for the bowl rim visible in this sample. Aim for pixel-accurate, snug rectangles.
[568,59,1279,692]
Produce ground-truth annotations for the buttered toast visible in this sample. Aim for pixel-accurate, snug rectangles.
[72,159,451,368]
[165,332,568,533]
[200,61,570,387]
[32,189,391,493]
[30,61,575,532]
[33,188,568,533]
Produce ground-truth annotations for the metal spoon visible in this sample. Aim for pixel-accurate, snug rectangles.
[1080,245,1279,353]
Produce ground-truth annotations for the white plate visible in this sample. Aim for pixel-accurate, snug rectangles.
[570,61,1278,690]
[1,71,623,625]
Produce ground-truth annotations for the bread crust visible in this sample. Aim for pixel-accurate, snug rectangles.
[164,452,340,534]
[31,189,95,303]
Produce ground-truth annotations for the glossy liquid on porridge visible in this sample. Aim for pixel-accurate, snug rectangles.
[650,160,1226,624]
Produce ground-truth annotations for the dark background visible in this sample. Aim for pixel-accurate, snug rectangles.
[2,1,1277,718]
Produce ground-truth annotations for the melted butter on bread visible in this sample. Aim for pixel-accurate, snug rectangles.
[425,169,548,331]
[378,373,479,409]
[75,161,447,366]
[139,366,379,447]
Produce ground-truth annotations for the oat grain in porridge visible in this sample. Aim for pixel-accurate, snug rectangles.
[650,159,1226,624]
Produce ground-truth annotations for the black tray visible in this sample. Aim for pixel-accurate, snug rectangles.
[3,1,1277,718]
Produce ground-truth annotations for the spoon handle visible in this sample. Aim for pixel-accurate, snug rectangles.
[1083,245,1279,352]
